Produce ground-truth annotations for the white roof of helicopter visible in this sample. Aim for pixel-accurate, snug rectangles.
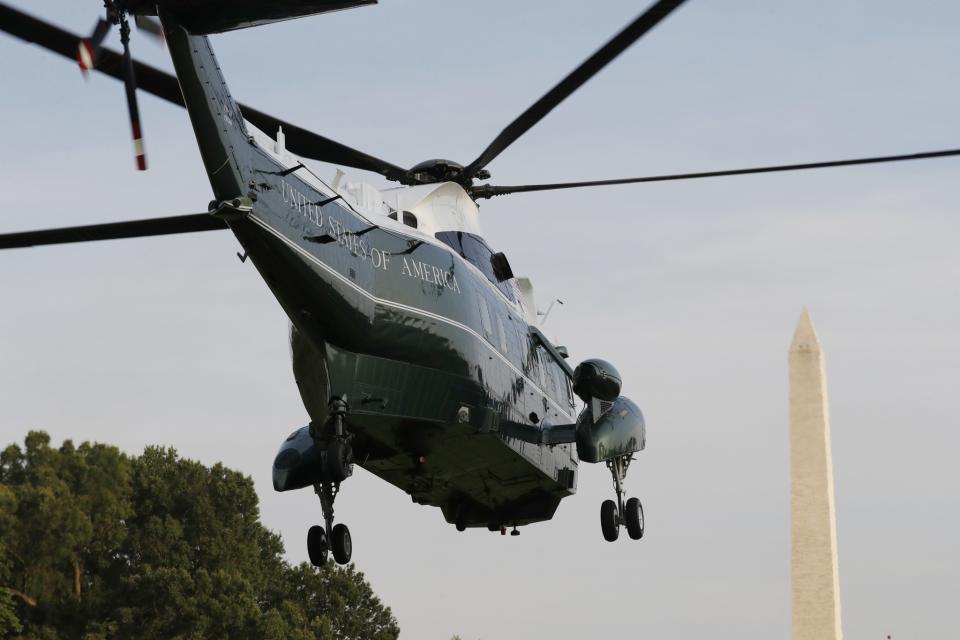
[249,122,481,235]
[248,121,539,321]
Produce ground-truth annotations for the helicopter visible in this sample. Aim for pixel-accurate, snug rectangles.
[1,0,958,566]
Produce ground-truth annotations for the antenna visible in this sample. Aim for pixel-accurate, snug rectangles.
[537,299,564,326]
[332,168,346,192]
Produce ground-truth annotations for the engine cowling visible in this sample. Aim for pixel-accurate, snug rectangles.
[572,358,622,403]
[575,396,646,463]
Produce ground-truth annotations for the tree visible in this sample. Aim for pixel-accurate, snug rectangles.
[0,431,399,639]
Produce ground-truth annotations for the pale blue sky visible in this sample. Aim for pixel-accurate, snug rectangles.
[2,1,958,638]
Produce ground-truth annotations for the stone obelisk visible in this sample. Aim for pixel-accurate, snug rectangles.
[789,308,843,640]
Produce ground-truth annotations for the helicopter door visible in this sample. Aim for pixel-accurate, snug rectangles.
[522,338,548,419]
[536,345,554,420]
[529,345,552,464]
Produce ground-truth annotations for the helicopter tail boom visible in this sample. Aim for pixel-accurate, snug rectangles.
[133,0,375,34]
[158,11,248,201]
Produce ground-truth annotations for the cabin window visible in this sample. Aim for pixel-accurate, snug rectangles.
[548,361,564,405]
[478,297,493,341]
[496,315,509,352]
[435,231,516,302]
[536,348,548,389]
[435,230,463,254]
[402,211,418,228]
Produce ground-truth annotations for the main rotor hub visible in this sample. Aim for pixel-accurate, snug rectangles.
[408,159,464,184]
[406,159,489,186]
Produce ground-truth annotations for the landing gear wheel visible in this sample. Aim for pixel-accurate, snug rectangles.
[600,499,619,542]
[307,525,328,566]
[311,397,354,563]
[331,523,352,564]
[324,440,352,483]
[625,497,644,540]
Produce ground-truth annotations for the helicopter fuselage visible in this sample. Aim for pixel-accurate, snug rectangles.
[164,14,579,528]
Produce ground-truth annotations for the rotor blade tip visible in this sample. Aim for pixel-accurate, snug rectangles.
[133,131,146,170]
[77,40,95,73]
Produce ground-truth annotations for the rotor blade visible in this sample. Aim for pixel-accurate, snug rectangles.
[120,25,147,170]
[0,4,407,180]
[77,18,110,75]
[239,106,407,180]
[0,213,228,250]
[90,18,111,47]
[462,0,686,180]
[470,148,960,198]
[134,15,164,41]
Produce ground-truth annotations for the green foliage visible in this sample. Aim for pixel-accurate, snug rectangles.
[0,588,22,636]
[0,431,398,640]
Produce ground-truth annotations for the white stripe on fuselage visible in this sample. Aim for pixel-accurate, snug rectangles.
[247,214,576,421]
[246,124,527,317]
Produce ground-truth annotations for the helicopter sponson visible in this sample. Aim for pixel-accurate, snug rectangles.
[500,358,646,464]
[574,395,646,464]
[126,0,374,34]
[571,359,646,464]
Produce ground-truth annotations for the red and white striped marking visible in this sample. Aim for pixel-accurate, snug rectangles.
[132,122,146,171]
[76,39,95,76]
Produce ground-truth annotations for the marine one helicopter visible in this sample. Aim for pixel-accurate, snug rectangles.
[2,0,958,566]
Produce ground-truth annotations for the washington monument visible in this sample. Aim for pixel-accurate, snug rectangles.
[789,309,843,640]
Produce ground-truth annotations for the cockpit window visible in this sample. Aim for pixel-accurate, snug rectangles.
[436,231,516,302]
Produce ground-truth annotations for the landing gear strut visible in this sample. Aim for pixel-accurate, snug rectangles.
[600,454,644,542]
[307,396,354,566]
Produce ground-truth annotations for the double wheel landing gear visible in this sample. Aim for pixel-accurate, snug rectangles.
[308,484,352,565]
[307,397,354,566]
[600,454,644,542]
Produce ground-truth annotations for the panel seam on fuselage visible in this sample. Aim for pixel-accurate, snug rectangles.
[246,214,576,421]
